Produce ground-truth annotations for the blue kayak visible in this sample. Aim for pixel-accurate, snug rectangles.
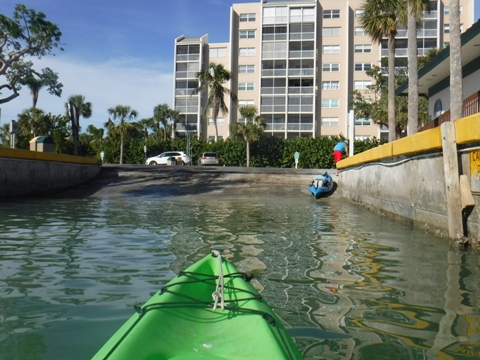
[309,172,333,198]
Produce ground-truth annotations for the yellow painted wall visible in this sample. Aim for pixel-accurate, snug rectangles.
[0,148,101,165]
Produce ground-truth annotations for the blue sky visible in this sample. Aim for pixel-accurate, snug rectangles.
[1,0,479,129]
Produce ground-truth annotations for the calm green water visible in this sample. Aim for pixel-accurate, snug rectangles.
[0,194,479,360]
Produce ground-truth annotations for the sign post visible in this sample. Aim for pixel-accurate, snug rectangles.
[294,151,300,169]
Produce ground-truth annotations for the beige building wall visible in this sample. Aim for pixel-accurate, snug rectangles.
[174,0,474,141]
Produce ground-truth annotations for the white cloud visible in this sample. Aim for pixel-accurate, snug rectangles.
[1,56,173,130]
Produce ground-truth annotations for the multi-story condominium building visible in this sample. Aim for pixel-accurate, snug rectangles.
[173,0,474,142]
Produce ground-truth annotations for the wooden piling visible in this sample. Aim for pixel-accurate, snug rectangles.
[441,122,463,240]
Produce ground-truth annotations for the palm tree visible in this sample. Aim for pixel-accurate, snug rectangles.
[18,107,48,138]
[407,0,430,135]
[153,104,170,140]
[65,94,92,155]
[449,0,463,121]
[106,105,138,164]
[361,0,406,141]
[169,109,183,140]
[193,63,237,142]
[20,68,63,108]
[137,118,154,141]
[230,105,266,167]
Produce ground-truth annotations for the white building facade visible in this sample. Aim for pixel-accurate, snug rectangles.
[173,0,474,141]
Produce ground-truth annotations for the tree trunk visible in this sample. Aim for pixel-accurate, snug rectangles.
[120,136,124,164]
[246,141,250,167]
[407,1,418,135]
[388,35,396,141]
[449,0,463,121]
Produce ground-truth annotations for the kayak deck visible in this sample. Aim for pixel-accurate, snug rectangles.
[93,252,303,360]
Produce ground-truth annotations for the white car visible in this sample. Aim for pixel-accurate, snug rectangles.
[145,151,191,165]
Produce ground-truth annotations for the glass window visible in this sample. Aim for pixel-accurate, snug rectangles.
[355,63,372,71]
[355,27,366,36]
[239,47,256,56]
[239,65,255,73]
[240,30,256,39]
[322,117,339,126]
[239,83,255,91]
[238,100,254,107]
[355,9,364,18]
[355,117,371,126]
[354,44,372,53]
[322,81,339,90]
[322,63,340,72]
[208,118,224,126]
[322,99,339,108]
[240,13,256,22]
[444,24,450,34]
[322,27,341,36]
[354,80,372,90]
[323,45,340,54]
[323,10,340,18]
[209,47,227,57]
[444,6,450,15]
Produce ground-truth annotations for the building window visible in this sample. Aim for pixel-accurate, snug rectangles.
[290,7,315,22]
[208,118,224,126]
[263,6,288,24]
[239,82,255,91]
[240,30,256,39]
[355,117,371,126]
[323,10,340,18]
[444,24,450,34]
[209,47,227,57]
[240,13,256,22]
[239,47,256,56]
[355,27,366,36]
[323,45,340,54]
[238,100,254,107]
[322,81,339,90]
[322,63,340,72]
[355,9,364,18]
[239,65,255,73]
[322,117,339,126]
[354,80,372,90]
[354,44,372,53]
[322,99,339,108]
[322,27,341,37]
[434,99,443,118]
[444,6,450,15]
[355,63,372,71]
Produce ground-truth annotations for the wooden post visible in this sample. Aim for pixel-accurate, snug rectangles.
[441,122,463,240]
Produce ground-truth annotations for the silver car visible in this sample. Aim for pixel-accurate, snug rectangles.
[198,152,220,166]
[146,151,191,165]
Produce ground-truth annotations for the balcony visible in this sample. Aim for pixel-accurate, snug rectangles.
[288,68,314,76]
[287,105,314,112]
[265,123,286,131]
[176,54,200,62]
[289,32,315,41]
[262,69,287,77]
[175,89,197,96]
[261,87,286,95]
[288,86,314,94]
[288,50,315,58]
[262,33,287,41]
[174,105,199,113]
[175,71,199,79]
[286,123,314,131]
[262,51,288,59]
[260,105,286,113]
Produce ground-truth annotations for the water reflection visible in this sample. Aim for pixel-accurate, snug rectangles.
[0,196,479,359]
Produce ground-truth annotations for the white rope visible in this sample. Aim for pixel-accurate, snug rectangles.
[211,250,225,311]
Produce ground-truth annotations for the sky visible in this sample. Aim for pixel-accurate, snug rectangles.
[1,0,480,130]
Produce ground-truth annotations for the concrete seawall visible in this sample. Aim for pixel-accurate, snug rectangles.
[0,148,101,198]
[336,114,480,239]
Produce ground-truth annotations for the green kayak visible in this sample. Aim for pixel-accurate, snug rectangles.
[92,251,303,360]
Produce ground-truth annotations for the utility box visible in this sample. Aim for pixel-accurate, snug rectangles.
[30,136,55,153]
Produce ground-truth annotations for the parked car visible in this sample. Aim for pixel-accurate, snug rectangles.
[146,151,191,165]
[198,152,220,166]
